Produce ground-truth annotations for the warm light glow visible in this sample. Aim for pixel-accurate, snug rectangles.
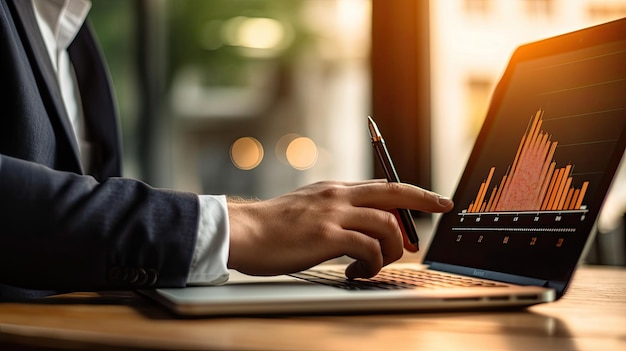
[336,0,370,33]
[429,0,626,198]
[230,137,264,170]
[223,16,287,50]
[286,137,318,170]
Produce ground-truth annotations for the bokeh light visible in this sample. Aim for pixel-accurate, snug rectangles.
[286,137,318,170]
[222,16,292,57]
[230,137,264,170]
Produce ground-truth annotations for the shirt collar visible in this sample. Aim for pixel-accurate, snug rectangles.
[32,0,91,52]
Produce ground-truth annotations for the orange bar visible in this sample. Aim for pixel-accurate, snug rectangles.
[485,186,498,212]
[545,168,565,210]
[475,167,495,213]
[526,111,544,157]
[557,177,573,210]
[552,165,572,210]
[493,173,508,211]
[533,133,553,208]
[569,189,581,210]
[533,132,548,165]
[538,141,558,208]
[469,182,486,213]
[525,110,543,153]
[564,188,574,211]
[549,169,566,211]
[541,167,560,210]
[500,152,523,208]
[574,181,590,209]
[537,161,556,210]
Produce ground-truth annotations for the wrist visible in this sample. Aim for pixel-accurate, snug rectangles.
[226,199,260,272]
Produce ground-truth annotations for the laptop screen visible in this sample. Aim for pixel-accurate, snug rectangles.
[425,18,626,294]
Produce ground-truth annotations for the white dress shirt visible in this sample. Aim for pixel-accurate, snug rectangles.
[31,0,230,285]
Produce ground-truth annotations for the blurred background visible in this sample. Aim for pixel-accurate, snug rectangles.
[88,0,626,265]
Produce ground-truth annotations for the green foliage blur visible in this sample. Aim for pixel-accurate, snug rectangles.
[167,0,309,87]
[87,0,311,178]
[90,0,309,90]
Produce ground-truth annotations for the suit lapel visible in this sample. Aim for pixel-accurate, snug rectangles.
[69,24,123,179]
[8,0,83,172]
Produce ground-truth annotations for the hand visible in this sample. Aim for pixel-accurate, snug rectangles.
[226,180,453,279]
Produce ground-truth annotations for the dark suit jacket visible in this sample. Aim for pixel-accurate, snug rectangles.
[0,0,199,300]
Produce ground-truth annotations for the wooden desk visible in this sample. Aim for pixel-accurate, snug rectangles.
[0,265,624,350]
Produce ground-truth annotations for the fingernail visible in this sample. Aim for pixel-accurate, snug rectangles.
[437,195,453,207]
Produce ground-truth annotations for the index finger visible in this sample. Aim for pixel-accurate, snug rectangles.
[348,181,454,213]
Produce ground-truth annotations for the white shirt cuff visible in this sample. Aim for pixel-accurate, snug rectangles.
[187,195,230,285]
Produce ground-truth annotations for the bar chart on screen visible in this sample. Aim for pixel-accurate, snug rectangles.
[448,41,626,249]
[453,107,618,245]
[465,109,589,215]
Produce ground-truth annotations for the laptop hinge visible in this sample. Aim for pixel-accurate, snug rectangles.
[428,262,549,287]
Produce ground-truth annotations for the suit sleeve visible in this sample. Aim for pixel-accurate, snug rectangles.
[0,154,199,291]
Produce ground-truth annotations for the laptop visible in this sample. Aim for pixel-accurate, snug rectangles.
[141,18,626,316]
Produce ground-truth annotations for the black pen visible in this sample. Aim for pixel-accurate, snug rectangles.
[367,116,420,250]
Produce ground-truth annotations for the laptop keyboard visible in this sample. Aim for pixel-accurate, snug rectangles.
[289,267,507,291]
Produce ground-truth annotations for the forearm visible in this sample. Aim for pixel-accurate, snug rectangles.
[0,155,198,291]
